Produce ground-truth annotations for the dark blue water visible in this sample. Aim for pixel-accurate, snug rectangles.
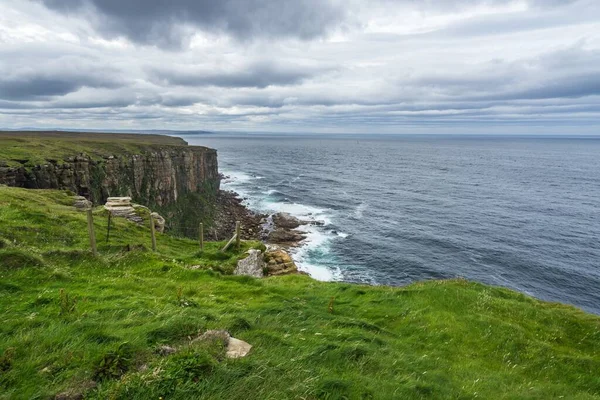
[185,134,600,314]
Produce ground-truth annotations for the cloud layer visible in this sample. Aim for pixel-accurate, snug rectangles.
[0,0,599,133]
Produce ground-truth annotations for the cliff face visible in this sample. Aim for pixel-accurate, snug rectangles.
[0,146,219,206]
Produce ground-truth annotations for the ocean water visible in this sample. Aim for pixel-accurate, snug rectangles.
[184,134,600,314]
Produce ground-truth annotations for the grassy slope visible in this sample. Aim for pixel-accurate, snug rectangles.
[0,131,189,167]
[0,186,599,400]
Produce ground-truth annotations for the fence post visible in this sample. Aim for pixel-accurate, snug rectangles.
[235,221,241,250]
[199,222,204,251]
[86,208,97,256]
[150,214,157,252]
[106,213,112,244]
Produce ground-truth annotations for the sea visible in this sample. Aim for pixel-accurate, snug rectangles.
[183,133,600,315]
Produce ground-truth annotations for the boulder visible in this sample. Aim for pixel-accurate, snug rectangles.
[234,249,264,278]
[264,247,299,276]
[226,338,253,359]
[272,212,302,229]
[268,228,306,244]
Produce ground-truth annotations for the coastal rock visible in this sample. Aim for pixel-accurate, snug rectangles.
[234,249,264,278]
[264,247,299,276]
[212,191,265,241]
[272,212,302,229]
[268,228,307,245]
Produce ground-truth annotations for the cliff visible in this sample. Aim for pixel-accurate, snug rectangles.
[0,131,220,235]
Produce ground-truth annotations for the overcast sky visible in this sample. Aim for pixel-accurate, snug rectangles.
[1,0,599,134]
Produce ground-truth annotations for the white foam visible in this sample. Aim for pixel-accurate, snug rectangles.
[354,202,368,219]
[222,170,255,184]
[290,224,343,281]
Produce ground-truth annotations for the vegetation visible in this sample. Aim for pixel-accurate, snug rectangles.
[0,131,188,167]
[0,186,599,399]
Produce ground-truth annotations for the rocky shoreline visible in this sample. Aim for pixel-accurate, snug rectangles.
[213,190,315,249]
[213,189,315,277]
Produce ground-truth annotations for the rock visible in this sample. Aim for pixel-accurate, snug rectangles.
[151,212,166,233]
[104,197,136,217]
[105,197,132,206]
[72,196,92,210]
[226,338,252,359]
[268,228,306,244]
[156,345,177,356]
[264,248,299,276]
[193,330,252,359]
[272,212,302,229]
[234,249,264,278]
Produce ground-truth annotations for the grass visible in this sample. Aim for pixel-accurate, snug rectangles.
[0,131,190,167]
[0,186,599,399]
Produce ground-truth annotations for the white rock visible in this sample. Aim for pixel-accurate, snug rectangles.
[226,337,252,359]
[105,197,132,206]
[234,249,264,278]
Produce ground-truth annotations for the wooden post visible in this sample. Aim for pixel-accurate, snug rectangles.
[199,222,204,251]
[106,213,112,244]
[150,214,157,252]
[86,208,97,256]
[235,221,241,250]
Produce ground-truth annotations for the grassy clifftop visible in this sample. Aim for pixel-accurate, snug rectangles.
[0,186,599,399]
[0,131,188,167]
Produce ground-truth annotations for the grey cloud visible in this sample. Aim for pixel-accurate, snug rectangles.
[40,0,346,48]
[0,73,123,101]
[0,54,126,101]
[149,62,329,88]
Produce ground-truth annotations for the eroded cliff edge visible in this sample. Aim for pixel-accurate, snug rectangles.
[0,131,220,236]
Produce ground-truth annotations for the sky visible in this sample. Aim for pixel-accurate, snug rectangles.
[0,0,599,134]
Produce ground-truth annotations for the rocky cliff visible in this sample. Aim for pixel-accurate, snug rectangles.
[0,131,220,235]
[0,147,219,205]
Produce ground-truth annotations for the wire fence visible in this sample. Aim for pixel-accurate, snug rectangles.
[87,208,241,255]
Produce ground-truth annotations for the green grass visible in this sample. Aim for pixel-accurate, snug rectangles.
[0,186,599,399]
[0,131,189,167]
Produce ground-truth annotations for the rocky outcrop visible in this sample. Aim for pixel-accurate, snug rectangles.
[264,246,299,276]
[234,249,264,278]
[103,197,166,231]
